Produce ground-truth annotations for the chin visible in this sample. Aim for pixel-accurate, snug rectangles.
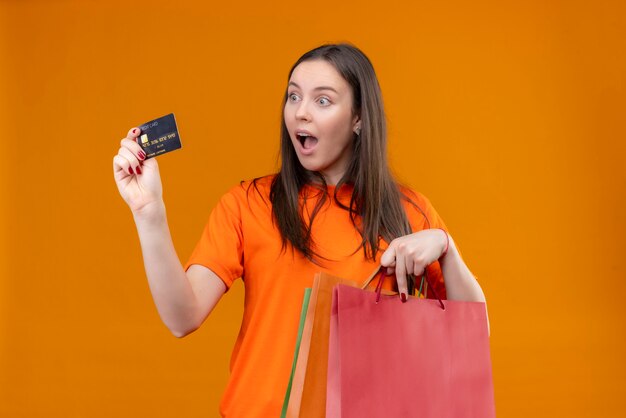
[296,159,323,173]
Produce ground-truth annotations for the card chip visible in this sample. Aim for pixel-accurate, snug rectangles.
[137,113,181,159]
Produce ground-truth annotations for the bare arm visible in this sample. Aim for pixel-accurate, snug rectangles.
[439,235,485,302]
[114,127,225,337]
[133,203,226,337]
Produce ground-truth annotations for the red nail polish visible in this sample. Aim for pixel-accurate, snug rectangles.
[132,128,137,134]
[138,151,146,160]
[136,166,142,175]
[401,293,407,303]
[129,167,134,175]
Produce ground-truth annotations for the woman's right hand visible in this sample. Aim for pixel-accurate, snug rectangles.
[113,127,164,216]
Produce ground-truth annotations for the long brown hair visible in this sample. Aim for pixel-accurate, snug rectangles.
[268,43,426,270]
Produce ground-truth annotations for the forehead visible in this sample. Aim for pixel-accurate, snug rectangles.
[289,59,349,93]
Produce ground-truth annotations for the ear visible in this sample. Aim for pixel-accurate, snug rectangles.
[352,115,361,135]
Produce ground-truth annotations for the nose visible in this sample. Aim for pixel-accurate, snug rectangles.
[294,99,312,121]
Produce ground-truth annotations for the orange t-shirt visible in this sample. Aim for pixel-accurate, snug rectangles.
[184,175,448,417]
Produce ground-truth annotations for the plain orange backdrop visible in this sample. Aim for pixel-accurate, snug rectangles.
[1,0,625,416]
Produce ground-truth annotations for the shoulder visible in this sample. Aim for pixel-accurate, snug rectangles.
[397,184,434,214]
[397,184,444,230]
[218,174,276,211]
[221,174,276,197]
[398,184,429,206]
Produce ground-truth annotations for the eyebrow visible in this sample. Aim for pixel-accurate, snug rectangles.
[288,81,339,94]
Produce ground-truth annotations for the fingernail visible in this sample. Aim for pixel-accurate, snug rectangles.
[138,151,146,160]
[129,167,134,175]
[132,128,137,134]
[136,165,142,175]
[401,293,407,303]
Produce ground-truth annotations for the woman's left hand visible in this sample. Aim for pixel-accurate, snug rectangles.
[380,229,448,302]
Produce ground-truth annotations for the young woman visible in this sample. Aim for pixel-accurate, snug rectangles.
[113,43,487,417]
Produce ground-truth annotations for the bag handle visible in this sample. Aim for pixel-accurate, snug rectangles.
[363,265,445,310]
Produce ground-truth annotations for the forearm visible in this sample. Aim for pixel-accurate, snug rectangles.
[439,236,485,303]
[133,202,201,336]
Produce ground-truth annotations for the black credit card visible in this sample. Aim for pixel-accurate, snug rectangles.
[137,113,182,159]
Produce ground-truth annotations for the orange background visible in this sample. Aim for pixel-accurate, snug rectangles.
[1,0,625,416]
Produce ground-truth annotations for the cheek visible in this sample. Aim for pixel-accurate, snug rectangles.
[325,113,353,138]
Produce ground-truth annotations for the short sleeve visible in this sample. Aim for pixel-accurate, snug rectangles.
[184,186,244,290]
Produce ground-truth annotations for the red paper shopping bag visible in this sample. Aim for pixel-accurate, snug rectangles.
[326,274,495,418]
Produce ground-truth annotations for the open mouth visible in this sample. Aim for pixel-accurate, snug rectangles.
[296,133,319,150]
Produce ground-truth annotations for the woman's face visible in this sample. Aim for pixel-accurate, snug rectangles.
[284,59,360,185]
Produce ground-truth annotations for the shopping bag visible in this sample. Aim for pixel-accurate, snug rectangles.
[285,272,356,418]
[281,288,312,418]
[326,269,496,418]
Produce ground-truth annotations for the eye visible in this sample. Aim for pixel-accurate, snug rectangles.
[288,93,300,102]
[318,97,331,106]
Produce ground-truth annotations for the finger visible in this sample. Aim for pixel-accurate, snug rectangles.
[120,138,147,162]
[380,244,396,267]
[118,147,142,175]
[395,251,408,302]
[413,260,426,277]
[113,154,132,176]
[126,127,141,141]
[405,251,415,275]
